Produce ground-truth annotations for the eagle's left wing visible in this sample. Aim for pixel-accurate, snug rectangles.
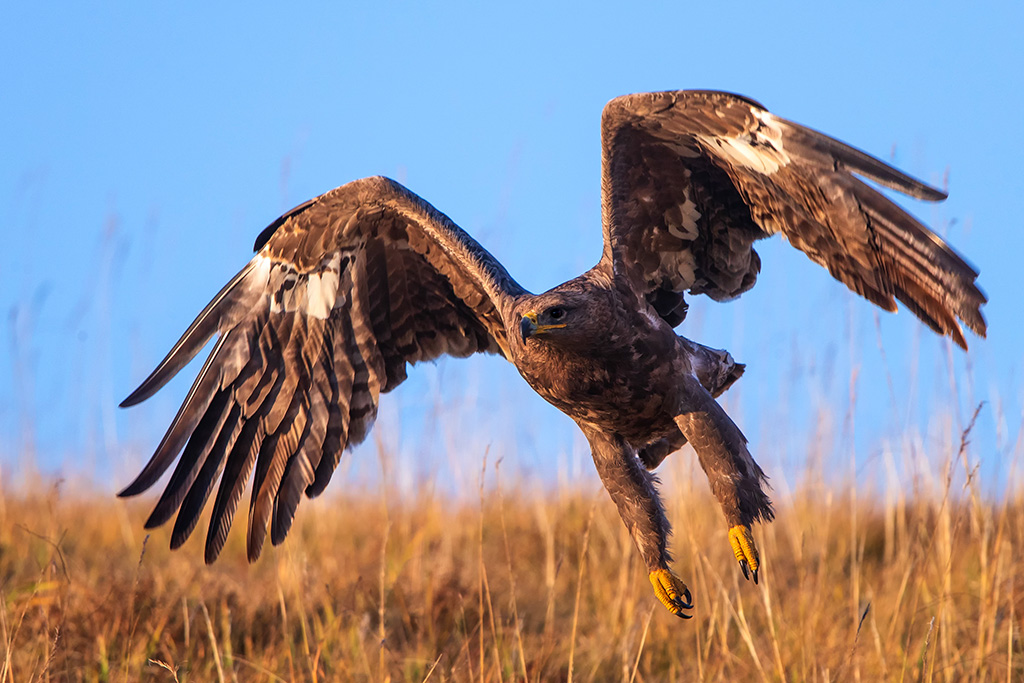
[599,90,986,348]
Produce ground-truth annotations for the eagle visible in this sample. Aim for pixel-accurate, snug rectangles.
[120,90,986,618]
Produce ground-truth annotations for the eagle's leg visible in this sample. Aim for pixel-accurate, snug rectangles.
[639,339,743,471]
[672,374,774,584]
[580,425,693,618]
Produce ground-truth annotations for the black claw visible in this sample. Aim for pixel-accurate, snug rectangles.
[740,559,750,581]
[671,585,694,618]
[752,567,759,585]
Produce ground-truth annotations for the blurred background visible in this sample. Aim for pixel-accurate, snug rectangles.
[2,1,1021,499]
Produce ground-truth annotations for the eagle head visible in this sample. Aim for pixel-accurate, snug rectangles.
[519,306,569,342]
[515,288,606,348]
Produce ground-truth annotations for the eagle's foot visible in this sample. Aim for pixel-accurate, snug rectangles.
[648,568,693,618]
[729,524,760,584]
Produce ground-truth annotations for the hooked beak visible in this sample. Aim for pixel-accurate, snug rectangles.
[520,312,538,342]
[519,311,566,343]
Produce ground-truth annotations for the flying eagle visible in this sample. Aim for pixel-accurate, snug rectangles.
[120,90,986,618]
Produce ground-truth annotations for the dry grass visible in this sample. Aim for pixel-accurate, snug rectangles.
[2,434,1022,683]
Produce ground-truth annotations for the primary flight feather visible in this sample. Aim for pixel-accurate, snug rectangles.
[121,90,985,617]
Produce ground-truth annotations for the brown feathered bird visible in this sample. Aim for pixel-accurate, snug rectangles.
[120,90,986,618]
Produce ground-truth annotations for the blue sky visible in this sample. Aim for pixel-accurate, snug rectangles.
[3,2,1022,495]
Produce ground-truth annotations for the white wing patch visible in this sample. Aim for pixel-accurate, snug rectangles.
[250,253,273,290]
[304,252,342,318]
[698,111,790,175]
[268,252,344,319]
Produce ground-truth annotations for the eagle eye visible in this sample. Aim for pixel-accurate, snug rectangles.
[548,307,566,320]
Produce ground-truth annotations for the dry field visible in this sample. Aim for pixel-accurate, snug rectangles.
[3,417,1022,683]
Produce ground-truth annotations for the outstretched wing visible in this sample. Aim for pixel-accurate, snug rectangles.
[120,176,526,562]
[600,90,986,347]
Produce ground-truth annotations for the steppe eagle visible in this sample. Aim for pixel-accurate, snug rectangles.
[120,90,986,618]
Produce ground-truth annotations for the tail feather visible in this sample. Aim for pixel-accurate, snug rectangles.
[684,338,746,398]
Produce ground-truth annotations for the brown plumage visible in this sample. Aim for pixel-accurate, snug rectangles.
[121,90,986,616]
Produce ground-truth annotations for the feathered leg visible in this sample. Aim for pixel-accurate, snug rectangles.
[639,338,745,471]
[581,425,693,618]
[672,374,774,583]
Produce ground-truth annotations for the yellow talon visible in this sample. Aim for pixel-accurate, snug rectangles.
[729,524,761,584]
[648,568,693,618]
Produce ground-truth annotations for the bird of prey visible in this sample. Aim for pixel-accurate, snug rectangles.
[120,90,985,618]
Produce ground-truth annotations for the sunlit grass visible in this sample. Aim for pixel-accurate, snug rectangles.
[3,419,1022,682]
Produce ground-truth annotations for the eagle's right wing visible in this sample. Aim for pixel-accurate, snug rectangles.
[120,176,526,563]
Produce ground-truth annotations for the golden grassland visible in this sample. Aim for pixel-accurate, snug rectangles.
[3,430,1022,683]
